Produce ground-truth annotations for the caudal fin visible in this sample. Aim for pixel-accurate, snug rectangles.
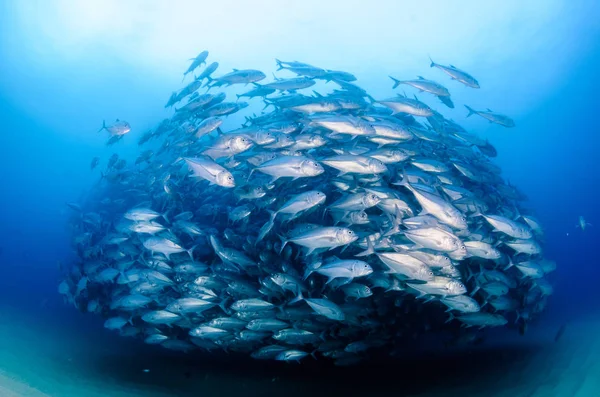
[186,245,197,260]
[389,76,402,89]
[288,290,304,305]
[464,105,477,118]
[97,120,106,133]
[278,234,289,255]
[355,237,375,257]
[428,56,436,68]
[275,58,285,71]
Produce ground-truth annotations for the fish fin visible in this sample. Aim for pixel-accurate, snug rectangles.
[278,234,288,254]
[97,120,107,133]
[389,76,401,89]
[486,108,493,112]
[355,237,375,257]
[186,245,197,260]
[445,312,455,324]
[288,290,304,305]
[275,59,284,71]
[428,56,435,68]
[305,247,316,257]
[465,266,474,282]
[464,105,476,118]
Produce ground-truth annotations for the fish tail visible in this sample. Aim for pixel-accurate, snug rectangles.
[444,312,455,324]
[278,234,288,255]
[275,58,284,71]
[355,237,375,257]
[391,167,410,189]
[186,245,197,260]
[428,55,435,68]
[97,120,106,133]
[464,105,476,118]
[218,297,230,314]
[288,290,304,305]
[389,76,401,89]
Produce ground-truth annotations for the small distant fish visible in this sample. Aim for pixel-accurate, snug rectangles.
[429,57,480,88]
[183,50,209,80]
[576,216,592,231]
[90,157,100,170]
[554,324,567,342]
[464,105,515,128]
[98,119,131,136]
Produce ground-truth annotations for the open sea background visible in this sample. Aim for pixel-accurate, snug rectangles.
[0,1,599,396]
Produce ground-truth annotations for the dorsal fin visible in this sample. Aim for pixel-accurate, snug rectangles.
[232,68,239,72]
[313,90,323,98]
[417,76,425,80]
[486,108,493,112]
[450,64,457,69]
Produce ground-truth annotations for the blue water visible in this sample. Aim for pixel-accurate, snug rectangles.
[0,1,599,395]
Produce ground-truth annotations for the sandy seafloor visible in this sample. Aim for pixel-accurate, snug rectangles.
[0,299,598,397]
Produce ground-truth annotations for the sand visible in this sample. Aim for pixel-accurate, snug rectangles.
[0,302,598,397]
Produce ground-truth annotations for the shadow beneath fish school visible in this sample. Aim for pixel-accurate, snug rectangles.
[89,341,548,397]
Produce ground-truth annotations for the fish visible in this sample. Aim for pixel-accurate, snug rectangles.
[60,52,555,366]
[183,50,209,79]
[304,298,345,321]
[184,157,236,187]
[90,157,100,170]
[98,119,131,136]
[280,227,359,256]
[576,215,592,231]
[389,76,451,98]
[312,259,373,283]
[464,105,515,128]
[429,58,480,88]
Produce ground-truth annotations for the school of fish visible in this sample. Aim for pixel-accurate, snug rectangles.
[60,51,555,365]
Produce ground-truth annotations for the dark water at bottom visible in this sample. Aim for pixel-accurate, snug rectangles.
[1,297,597,397]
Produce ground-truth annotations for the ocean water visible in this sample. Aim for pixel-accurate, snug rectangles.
[1,1,599,396]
